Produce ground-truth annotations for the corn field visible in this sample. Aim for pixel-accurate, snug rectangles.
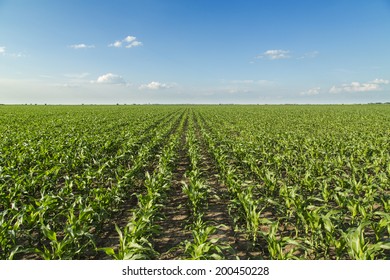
[0,105,389,260]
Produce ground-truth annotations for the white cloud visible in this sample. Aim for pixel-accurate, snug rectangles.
[95,73,126,85]
[300,87,320,96]
[109,41,122,48]
[126,41,143,48]
[371,78,389,84]
[109,35,142,48]
[69,44,95,49]
[258,49,290,60]
[256,49,319,61]
[124,36,136,43]
[329,79,389,94]
[0,46,25,57]
[139,81,171,90]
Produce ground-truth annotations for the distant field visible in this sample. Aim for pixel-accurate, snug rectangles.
[0,105,389,259]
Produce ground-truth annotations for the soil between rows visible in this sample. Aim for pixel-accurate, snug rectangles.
[193,114,262,259]
[153,113,192,259]
[154,110,264,259]
[94,110,264,259]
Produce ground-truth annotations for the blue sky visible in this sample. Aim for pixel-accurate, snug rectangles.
[1,0,390,104]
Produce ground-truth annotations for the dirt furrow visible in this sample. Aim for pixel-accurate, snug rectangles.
[193,111,262,259]
[153,113,192,259]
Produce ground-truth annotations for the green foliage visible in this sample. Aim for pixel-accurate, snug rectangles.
[183,218,226,260]
[1,105,389,259]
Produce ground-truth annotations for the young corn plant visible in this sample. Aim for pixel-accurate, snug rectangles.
[371,212,390,242]
[183,217,225,260]
[344,222,390,260]
[233,185,266,244]
[101,113,184,260]
[34,218,73,260]
[182,168,209,217]
[100,174,164,259]
[33,206,96,260]
[0,210,22,259]
[181,116,231,260]
[101,223,158,260]
[320,210,343,259]
[262,221,300,260]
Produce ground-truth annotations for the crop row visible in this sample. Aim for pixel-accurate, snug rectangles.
[1,105,389,259]
[194,106,390,259]
[0,106,184,259]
